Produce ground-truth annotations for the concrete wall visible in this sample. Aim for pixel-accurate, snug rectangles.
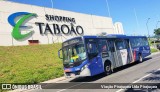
[0,1,115,46]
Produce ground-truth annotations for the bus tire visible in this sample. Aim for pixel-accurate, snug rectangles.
[138,54,143,63]
[104,62,112,76]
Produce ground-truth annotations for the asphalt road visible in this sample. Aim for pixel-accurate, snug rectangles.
[29,52,160,92]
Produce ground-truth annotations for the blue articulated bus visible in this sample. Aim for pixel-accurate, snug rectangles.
[58,34,151,78]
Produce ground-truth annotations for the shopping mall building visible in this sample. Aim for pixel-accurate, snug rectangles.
[0,1,124,46]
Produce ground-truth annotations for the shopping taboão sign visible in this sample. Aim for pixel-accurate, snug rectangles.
[35,14,84,35]
[8,12,84,40]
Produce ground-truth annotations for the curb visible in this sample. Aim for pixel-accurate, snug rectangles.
[41,76,66,83]
[150,51,160,56]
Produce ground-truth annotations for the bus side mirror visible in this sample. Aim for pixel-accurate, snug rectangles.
[58,49,63,59]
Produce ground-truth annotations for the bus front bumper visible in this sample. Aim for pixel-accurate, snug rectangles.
[65,67,91,78]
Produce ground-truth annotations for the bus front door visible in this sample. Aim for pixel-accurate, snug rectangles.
[86,39,103,76]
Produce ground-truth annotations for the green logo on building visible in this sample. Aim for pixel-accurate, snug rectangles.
[8,12,37,40]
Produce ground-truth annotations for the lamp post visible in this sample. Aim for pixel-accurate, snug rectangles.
[50,0,54,9]
[105,0,111,17]
[146,18,150,38]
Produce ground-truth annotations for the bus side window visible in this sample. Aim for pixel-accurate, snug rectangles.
[115,40,126,50]
[124,40,129,49]
[87,42,98,53]
[87,42,98,59]
[99,40,109,52]
[142,38,149,46]
[108,41,115,52]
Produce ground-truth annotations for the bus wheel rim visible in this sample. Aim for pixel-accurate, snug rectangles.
[106,66,110,72]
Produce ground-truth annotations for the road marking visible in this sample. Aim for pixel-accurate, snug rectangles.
[116,67,160,92]
[56,82,84,92]
[132,73,151,83]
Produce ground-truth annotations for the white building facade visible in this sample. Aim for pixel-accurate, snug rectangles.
[114,22,124,34]
[0,1,119,46]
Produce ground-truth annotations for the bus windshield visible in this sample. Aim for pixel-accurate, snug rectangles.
[63,43,87,65]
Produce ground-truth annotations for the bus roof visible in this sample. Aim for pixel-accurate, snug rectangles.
[63,34,147,43]
[83,34,147,39]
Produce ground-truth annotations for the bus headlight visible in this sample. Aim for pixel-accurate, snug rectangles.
[81,65,88,71]
[80,65,91,76]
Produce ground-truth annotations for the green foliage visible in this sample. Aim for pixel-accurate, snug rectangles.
[0,44,64,83]
[148,39,152,46]
[154,28,160,35]
[151,48,159,53]
[154,28,160,40]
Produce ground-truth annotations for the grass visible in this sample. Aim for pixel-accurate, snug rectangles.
[151,48,159,53]
[0,44,64,83]
[149,39,159,53]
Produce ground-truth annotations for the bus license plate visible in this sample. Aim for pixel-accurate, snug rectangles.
[71,73,75,77]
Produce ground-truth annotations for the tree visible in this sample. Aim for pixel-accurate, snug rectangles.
[154,28,160,40]
[154,28,160,35]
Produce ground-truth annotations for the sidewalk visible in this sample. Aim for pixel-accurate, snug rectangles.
[41,76,66,83]
[150,51,160,56]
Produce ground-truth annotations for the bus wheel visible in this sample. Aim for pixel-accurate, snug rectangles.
[138,54,143,63]
[104,63,112,76]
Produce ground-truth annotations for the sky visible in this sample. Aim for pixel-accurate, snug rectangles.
[9,0,160,36]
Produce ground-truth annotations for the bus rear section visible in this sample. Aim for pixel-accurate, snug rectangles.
[129,37,151,62]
